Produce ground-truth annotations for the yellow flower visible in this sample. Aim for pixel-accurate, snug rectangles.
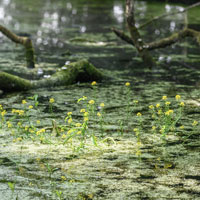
[36,128,45,135]
[89,100,95,105]
[133,100,138,104]
[28,105,33,109]
[83,96,87,100]
[36,120,40,124]
[125,82,130,86]
[84,117,89,122]
[165,109,173,116]
[175,95,181,101]
[29,128,35,134]
[162,96,167,100]
[136,141,142,146]
[91,81,97,86]
[18,110,24,116]
[49,98,55,103]
[133,128,138,132]
[165,101,171,106]
[41,128,45,133]
[88,194,93,199]
[180,102,185,107]
[157,109,162,115]
[80,109,86,113]
[180,125,184,129]
[136,150,141,156]
[12,109,16,113]
[75,123,81,127]
[1,110,7,117]
[25,126,29,131]
[67,112,72,116]
[156,103,160,108]
[61,176,67,181]
[17,122,22,127]
[100,103,105,107]
[22,100,27,104]
[159,128,164,134]
[84,112,89,117]
[0,104,2,110]
[61,134,67,139]
[137,112,142,117]
[67,129,73,135]
[16,137,22,142]
[7,121,12,128]
[149,105,154,109]
[77,131,81,135]
[152,126,156,131]
[97,112,101,117]
[68,118,73,124]
[192,120,198,126]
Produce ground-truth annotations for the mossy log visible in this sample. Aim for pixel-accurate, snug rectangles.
[0,25,35,68]
[0,60,103,92]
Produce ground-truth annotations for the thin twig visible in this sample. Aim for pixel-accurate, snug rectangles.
[139,2,200,29]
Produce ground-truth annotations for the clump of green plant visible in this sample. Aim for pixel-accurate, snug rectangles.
[148,95,185,142]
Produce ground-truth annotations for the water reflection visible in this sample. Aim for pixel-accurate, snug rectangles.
[113,3,124,23]
[0,0,197,61]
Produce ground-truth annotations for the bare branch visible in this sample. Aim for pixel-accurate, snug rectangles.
[112,28,134,46]
[139,2,200,29]
[147,28,200,50]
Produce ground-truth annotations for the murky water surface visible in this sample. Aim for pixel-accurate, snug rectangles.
[0,0,200,199]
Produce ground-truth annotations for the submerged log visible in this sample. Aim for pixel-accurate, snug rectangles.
[0,25,35,68]
[0,60,103,92]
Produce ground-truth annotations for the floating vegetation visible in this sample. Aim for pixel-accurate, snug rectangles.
[0,81,200,199]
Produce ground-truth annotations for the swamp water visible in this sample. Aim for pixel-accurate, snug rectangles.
[0,0,200,199]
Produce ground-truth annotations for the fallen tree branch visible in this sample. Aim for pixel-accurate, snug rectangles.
[139,2,200,29]
[0,24,35,68]
[147,28,200,50]
[112,28,134,46]
[0,60,103,91]
[112,1,200,57]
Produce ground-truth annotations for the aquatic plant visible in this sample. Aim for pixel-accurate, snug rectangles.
[0,82,198,162]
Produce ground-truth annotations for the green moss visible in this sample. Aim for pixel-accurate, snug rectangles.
[34,59,104,88]
[0,71,32,91]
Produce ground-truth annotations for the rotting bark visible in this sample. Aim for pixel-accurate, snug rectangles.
[113,0,200,65]
[0,24,35,68]
[0,60,103,92]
